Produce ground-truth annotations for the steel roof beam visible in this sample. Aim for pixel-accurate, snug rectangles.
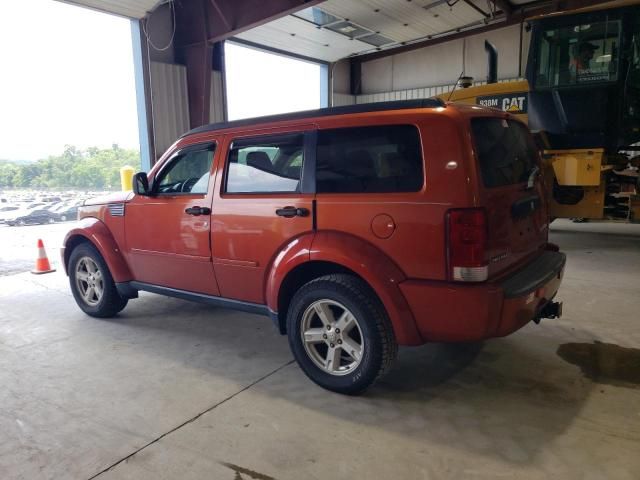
[491,0,514,17]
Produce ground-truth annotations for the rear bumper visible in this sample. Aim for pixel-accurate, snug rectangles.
[399,251,566,343]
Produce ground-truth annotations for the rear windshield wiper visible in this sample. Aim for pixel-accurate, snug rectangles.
[526,165,540,189]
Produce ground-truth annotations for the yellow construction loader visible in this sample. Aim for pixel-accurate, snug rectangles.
[442,0,640,221]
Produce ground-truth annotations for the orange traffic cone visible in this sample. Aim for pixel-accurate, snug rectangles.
[31,239,56,275]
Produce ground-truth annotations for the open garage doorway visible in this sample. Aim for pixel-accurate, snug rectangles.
[0,0,140,276]
[224,42,325,121]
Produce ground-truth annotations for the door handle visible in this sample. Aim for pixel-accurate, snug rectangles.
[275,206,309,218]
[185,206,211,216]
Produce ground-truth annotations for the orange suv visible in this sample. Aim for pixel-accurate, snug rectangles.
[62,99,565,394]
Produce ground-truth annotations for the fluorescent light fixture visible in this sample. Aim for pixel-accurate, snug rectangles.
[326,21,371,39]
[293,7,340,26]
[359,33,395,47]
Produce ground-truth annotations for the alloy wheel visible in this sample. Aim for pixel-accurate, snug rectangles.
[75,257,104,306]
[300,299,365,376]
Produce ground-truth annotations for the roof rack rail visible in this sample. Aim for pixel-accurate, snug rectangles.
[183,98,446,137]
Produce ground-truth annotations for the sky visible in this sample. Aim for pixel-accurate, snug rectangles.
[0,1,321,162]
[225,42,321,121]
[0,0,139,161]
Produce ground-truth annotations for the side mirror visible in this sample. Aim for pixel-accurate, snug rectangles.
[132,172,150,196]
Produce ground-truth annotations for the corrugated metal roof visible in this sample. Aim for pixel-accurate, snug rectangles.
[322,0,485,42]
[55,0,159,18]
[236,0,518,62]
[235,15,375,62]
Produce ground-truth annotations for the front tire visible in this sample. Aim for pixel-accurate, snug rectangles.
[287,274,397,395]
[68,243,128,318]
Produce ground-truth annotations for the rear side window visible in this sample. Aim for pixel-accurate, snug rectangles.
[226,134,304,193]
[471,118,538,188]
[316,125,423,193]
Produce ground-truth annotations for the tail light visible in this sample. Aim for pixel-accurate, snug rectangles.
[446,208,488,282]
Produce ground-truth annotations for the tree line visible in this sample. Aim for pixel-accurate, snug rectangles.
[0,145,141,190]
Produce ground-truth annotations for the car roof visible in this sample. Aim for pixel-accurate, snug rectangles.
[182,98,446,138]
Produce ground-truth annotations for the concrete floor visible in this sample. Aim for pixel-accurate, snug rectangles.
[1,220,639,480]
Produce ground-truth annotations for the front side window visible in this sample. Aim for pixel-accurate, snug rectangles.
[471,118,538,188]
[536,18,621,87]
[316,125,423,194]
[225,134,304,193]
[155,146,215,195]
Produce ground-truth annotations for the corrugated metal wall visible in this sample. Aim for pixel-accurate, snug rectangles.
[210,71,225,124]
[149,62,190,157]
[333,77,522,105]
[333,93,356,106]
[344,23,529,96]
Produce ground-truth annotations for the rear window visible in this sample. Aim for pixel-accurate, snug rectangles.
[316,125,423,193]
[471,118,538,188]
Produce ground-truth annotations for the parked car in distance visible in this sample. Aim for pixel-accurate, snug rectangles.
[0,205,20,223]
[26,202,46,209]
[62,99,566,394]
[40,196,62,203]
[2,206,35,225]
[7,208,58,226]
[48,202,69,213]
[55,205,79,222]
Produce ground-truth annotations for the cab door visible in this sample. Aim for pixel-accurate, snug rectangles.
[125,141,220,295]
[210,127,315,304]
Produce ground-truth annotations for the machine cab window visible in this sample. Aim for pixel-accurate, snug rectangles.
[630,19,640,88]
[535,17,621,87]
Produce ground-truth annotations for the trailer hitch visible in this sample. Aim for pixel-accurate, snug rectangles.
[533,301,563,324]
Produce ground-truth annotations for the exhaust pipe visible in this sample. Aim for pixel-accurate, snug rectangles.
[533,301,563,324]
[485,40,498,84]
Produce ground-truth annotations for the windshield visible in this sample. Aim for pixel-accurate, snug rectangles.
[535,17,621,87]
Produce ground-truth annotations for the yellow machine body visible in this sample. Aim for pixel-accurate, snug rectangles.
[548,149,603,187]
[439,82,636,221]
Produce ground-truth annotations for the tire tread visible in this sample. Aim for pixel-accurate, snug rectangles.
[287,273,397,394]
[68,243,127,318]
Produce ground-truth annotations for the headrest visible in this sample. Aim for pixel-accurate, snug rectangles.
[247,151,273,171]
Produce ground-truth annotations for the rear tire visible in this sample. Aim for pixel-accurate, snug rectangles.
[286,274,397,395]
[68,243,128,318]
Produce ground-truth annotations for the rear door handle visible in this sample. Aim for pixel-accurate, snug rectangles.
[185,206,211,216]
[275,206,309,218]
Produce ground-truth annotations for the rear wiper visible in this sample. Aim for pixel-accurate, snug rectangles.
[526,165,540,189]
